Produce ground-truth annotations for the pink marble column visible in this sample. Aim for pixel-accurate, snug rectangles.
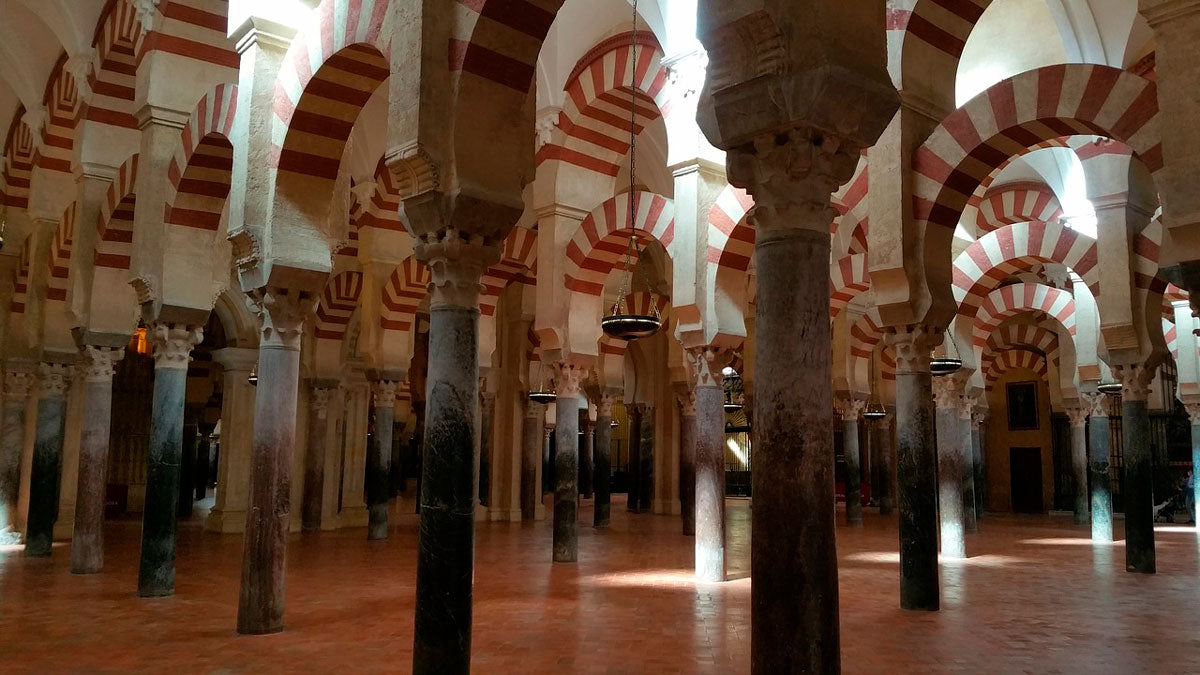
[237,288,313,634]
[70,346,124,574]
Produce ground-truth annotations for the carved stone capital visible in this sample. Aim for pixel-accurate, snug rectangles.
[685,346,735,389]
[249,286,316,351]
[80,345,124,383]
[552,361,588,399]
[3,370,36,401]
[886,326,943,375]
[677,390,698,417]
[728,126,862,237]
[1187,402,1200,426]
[370,380,399,409]
[38,362,72,398]
[1064,404,1090,428]
[149,323,203,370]
[931,375,961,411]
[596,393,617,418]
[310,385,334,417]
[413,229,500,310]
[835,397,865,422]
[1111,363,1154,402]
[1084,392,1109,419]
[65,51,95,102]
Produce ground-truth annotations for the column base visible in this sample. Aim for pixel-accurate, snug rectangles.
[205,509,247,533]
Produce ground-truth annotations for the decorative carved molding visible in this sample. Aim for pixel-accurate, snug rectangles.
[65,51,95,102]
[677,390,697,417]
[414,229,500,309]
[534,108,560,151]
[1064,404,1090,428]
[596,393,617,418]
[80,346,124,383]
[728,126,862,235]
[684,346,734,389]
[3,371,36,401]
[129,275,157,307]
[1186,402,1200,426]
[310,386,333,417]
[702,12,785,92]
[1111,363,1154,402]
[835,397,865,422]
[1084,392,1108,419]
[134,0,162,34]
[370,380,399,409]
[148,323,203,370]
[228,230,262,275]
[249,286,316,351]
[38,362,72,398]
[385,143,440,199]
[931,375,960,411]
[886,326,943,375]
[552,361,587,399]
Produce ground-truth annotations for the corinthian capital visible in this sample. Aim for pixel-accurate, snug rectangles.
[885,326,943,375]
[677,390,697,417]
[835,397,865,422]
[3,370,36,401]
[250,286,316,350]
[370,380,399,409]
[931,375,961,411]
[80,345,124,383]
[1084,392,1109,419]
[596,392,617,418]
[727,126,862,236]
[552,361,588,399]
[685,346,735,389]
[38,362,72,398]
[413,229,501,310]
[1111,363,1155,402]
[1064,403,1090,428]
[149,323,203,370]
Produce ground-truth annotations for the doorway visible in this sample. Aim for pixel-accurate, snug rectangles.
[1010,446,1044,513]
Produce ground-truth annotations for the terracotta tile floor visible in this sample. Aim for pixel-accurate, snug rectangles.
[3,495,1200,673]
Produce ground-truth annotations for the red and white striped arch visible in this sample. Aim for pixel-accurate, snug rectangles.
[88,0,145,130]
[981,323,1060,374]
[830,254,870,319]
[47,203,76,302]
[9,237,32,315]
[1165,317,1178,362]
[848,308,897,383]
[96,155,138,271]
[973,283,1076,349]
[537,33,672,177]
[165,84,238,232]
[914,65,1161,239]
[974,182,1064,234]
[449,0,560,94]
[564,191,673,296]
[2,115,35,209]
[355,159,405,232]
[271,0,391,181]
[832,155,869,256]
[707,185,755,272]
[38,55,82,175]
[984,349,1048,387]
[965,138,1073,217]
[315,270,364,340]
[380,257,430,332]
[480,227,538,318]
[952,220,1097,321]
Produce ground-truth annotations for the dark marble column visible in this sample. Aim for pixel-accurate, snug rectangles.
[392,420,404,497]
[302,380,335,531]
[178,418,199,518]
[676,390,697,536]
[196,424,214,501]
[872,415,894,515]
[1065,404,1091,526]
[138,324,202,594]
[933,375,966,560]
[626,404,642,512]
[579,409,594,499]
[971,412,986,519]
[958,401,978,535]
[25,363,71,557]
[594,393,614,527]
[1113,365,1155,574]
[237,289,311,634]
[1085,393,1113,542]
[837,399,865,526]
[542,425,553,494]
[520,399,542,521]
[887,326,942,611]
[638,404,655,512]
[1189,405,1200,524]
[479,382,494,507]
[70,347,123,574]
[687,347,732,581]
[367,378,399,541]
[0,368,35,543]
[552,363,585,563]
[412,237,493,674]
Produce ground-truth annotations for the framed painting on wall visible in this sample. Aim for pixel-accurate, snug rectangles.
[1006,381,1039,431]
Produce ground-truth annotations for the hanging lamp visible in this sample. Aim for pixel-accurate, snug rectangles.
[248,364,258,386]
[600,0,662,343]
[863,353,888,420]
[723,368,744,413]
[930,334,962,377]
[527,359,557,404]
[1097,381,1122,396]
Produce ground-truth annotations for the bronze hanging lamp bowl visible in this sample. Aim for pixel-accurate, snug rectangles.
[248,366,258,386]
[601,311,662,341]
[529,390,557,405]
[930,357,962,377]
[1097,381,1122,396]
[862,402,888,420]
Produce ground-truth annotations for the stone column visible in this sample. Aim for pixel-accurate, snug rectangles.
[411,233,495,674]
[137,324,202,594]
[971,411,986,519]
[1064,404,1091,526]
[236,289,312,633]
[207,348,258,532]
[687,346,733,582]
[520,399,542,521]
[887,327,942,610]
[676,390,697,536]
[25,363,72,557]
[579,409,594,499]
[872,414,894,515]
[479,384,495,507]
[302,381,335,532]
[638,404,655,512]
[196,424,214,502]
[1113,364,1155,574]
[1084,393,1113,542]
[626,404,642,512]
[178,419,199,518]
[552,363,586,563]
[0,368,35,542]
[70,347,124,574]
[1188,404,1200,525]
[367,378,399,541]
[836,398,866,526]
[933,375,966,560]
[594,393,615,527]
[958,398,978,534]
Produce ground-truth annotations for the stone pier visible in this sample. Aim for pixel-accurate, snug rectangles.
[70,347,123,574]
[26,362,71,557]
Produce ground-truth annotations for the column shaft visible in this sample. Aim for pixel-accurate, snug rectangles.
[1122,397,1155,573]
[302,386,332,531]
[1070,421,1090,525]
[842,416,862,526]
[368,404,395,540]
[626,405,642,512]
[594,401,613,527]
[971,418,985,519]
[520,403,541,521]
[479,391,494,507]
[1089,414,1113,542]
[873,417,894,515]
[178,421,198,518]
[26,387,68,557]
[935,402,965,559]
[959,414,978,534]
[71,349,121,573]
[0,371,33,539]
[638,406,655,512]
[695,385,724,581]
[1192,422,1200,524]
[553,393,580,562]
[678,402,697,536]
[579,412,594,499]
[138,361,189,593]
